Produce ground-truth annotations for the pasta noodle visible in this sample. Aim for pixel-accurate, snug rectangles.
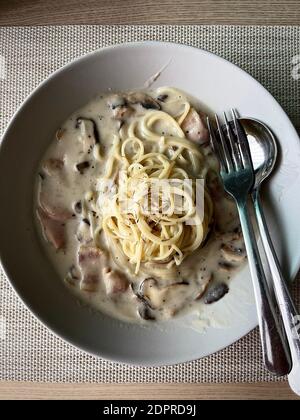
[97,98,213,277]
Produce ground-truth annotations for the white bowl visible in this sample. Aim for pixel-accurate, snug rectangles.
[0,41,299,366]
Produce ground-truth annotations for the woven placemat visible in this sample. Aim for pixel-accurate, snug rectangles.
[0,25,299,383]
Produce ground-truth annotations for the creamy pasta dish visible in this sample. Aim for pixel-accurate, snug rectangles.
[35,87,246,322]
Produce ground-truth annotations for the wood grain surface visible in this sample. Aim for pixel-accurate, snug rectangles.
[1,0,300,402]
[0,0,300,26]
[0,381,299,400]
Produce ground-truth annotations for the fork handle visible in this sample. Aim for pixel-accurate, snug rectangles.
[252,189,300,393]
[236,198,291,376]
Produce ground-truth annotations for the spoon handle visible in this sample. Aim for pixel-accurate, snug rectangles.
[236,198,291,376]
[253,189,300,395]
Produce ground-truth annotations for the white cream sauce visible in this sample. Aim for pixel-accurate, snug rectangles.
[34,88,246,324]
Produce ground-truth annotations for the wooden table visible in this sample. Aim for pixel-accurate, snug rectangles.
[1,0,300,25]
[0,0,300,401]
[0,382,298,400]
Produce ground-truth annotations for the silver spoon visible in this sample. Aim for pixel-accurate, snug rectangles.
[240,117,300,395]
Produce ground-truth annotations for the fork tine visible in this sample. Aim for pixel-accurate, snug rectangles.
[231,108,239,119]
[207,117,226,172]
[231,109,253,170]
[215,114,233,172]
[223,112,241,170]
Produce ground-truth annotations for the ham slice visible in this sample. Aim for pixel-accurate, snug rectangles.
[77,246,108,292]
[181,107,209,145]
[78,246,129,294]
[102,267,129,295]
[39,157,73,221]
[36,206,65,250]
[42,158,64,176]
[39,191,73,222]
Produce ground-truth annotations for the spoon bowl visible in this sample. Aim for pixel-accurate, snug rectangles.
[239,118,278,188]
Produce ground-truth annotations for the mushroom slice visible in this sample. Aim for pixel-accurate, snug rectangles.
[77,246,107,292]
[139,278,189,310]
[218,261,234,272]
[157,94,168,102]
[181,107,209,145]
[221,243,246,262]
[36,206,65,250]
[126,92,161,110]
[194,273,213,300]
[102,267,129,295]
[76,161,90,174]
[42,158,64,176]
[215,228,242,242]
[204,283,229,304]
[107,94,133,120]
[138,278,164,309]
[76,117,100,153]
[74,201,82,214]
[138,302,156,321]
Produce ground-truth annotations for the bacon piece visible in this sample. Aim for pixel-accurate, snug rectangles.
[42,158,64,176]
[112,105,133,120]
[56,128,66,141]
[39,191,73,222]
[107,94,133,120]
[78,246,129,294]
[39,157,72,221]
[77,246,107,292]
[102,267,129,295]
[181,107,209,144]
[36,206,65,250]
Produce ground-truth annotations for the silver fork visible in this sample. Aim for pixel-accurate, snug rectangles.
[207,111,291,376]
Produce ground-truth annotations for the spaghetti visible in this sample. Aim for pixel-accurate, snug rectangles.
[97,94,213,276]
